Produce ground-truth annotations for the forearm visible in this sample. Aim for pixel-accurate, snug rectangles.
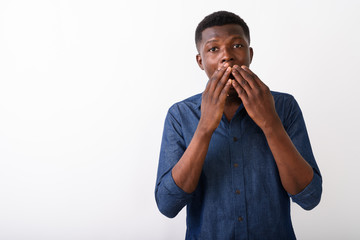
[172,123,213,193]
[262,118,314,195]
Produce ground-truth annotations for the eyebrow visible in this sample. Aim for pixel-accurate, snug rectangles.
[204,39,218,45]
[231,36,244,41]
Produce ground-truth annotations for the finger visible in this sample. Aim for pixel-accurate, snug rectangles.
[206,62,229,93]
[232,65,252,93]
[234,65,259,89]
[219,79,232,103]
[231,78,248,100]
[214,66,232,97]
[239,65,263,88]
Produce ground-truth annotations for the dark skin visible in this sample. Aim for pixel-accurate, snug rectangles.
[172,24,313,195]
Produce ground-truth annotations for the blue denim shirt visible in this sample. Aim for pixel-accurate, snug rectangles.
[155,92,322,240]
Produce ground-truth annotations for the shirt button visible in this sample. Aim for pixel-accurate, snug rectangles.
[233,163,239,168]
[235,190,240,194]
[238,217,243,222]
[233,137,238,142]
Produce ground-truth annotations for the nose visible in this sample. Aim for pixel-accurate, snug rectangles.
[221,47,234,63]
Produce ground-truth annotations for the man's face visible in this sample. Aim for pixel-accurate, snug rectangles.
[196,24,253,80]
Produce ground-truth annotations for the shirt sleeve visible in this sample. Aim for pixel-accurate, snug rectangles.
[281,95,323,210]
[155,106,194,218]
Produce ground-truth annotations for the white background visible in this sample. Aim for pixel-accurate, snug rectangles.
[0,0,359,239]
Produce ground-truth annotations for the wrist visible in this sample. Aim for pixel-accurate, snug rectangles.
[196,119,216,140]
[261,116,283,137]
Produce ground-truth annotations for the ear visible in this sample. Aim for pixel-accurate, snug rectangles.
[249,47,254,64]
[196,54,204,70]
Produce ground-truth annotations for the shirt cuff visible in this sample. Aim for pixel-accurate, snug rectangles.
[288,170,322,210]
[162,171,193,198]
[156,172,193,218]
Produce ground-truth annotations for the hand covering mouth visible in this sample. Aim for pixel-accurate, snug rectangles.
[229,73,235,80]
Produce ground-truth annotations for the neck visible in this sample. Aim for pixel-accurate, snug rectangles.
[224,96,242,122]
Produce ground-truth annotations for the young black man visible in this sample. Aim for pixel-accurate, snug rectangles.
[155,11,322,240]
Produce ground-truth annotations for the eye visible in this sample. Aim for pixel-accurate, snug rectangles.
[234,44,243,48]
[208,47,218,52]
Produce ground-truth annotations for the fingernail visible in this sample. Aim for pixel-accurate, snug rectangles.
[224,63,229,68]
[227,66,231,71]
[241,65,247,69]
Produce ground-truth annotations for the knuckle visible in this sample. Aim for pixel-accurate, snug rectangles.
[253,88,261,96]
[216,81,224,89]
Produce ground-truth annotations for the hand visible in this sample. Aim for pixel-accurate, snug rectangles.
[231,65,280,131]
[199,62,232,134]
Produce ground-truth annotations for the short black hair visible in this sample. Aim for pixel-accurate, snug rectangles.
[195,11,250,50]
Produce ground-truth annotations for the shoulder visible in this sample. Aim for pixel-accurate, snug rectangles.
[271,91,300,110]
[271,91,303,123]
[168,93,202,115]
[164,93,202,133]
[271,91,296,103]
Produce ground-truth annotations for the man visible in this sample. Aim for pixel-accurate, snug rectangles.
[155,11,322,240]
